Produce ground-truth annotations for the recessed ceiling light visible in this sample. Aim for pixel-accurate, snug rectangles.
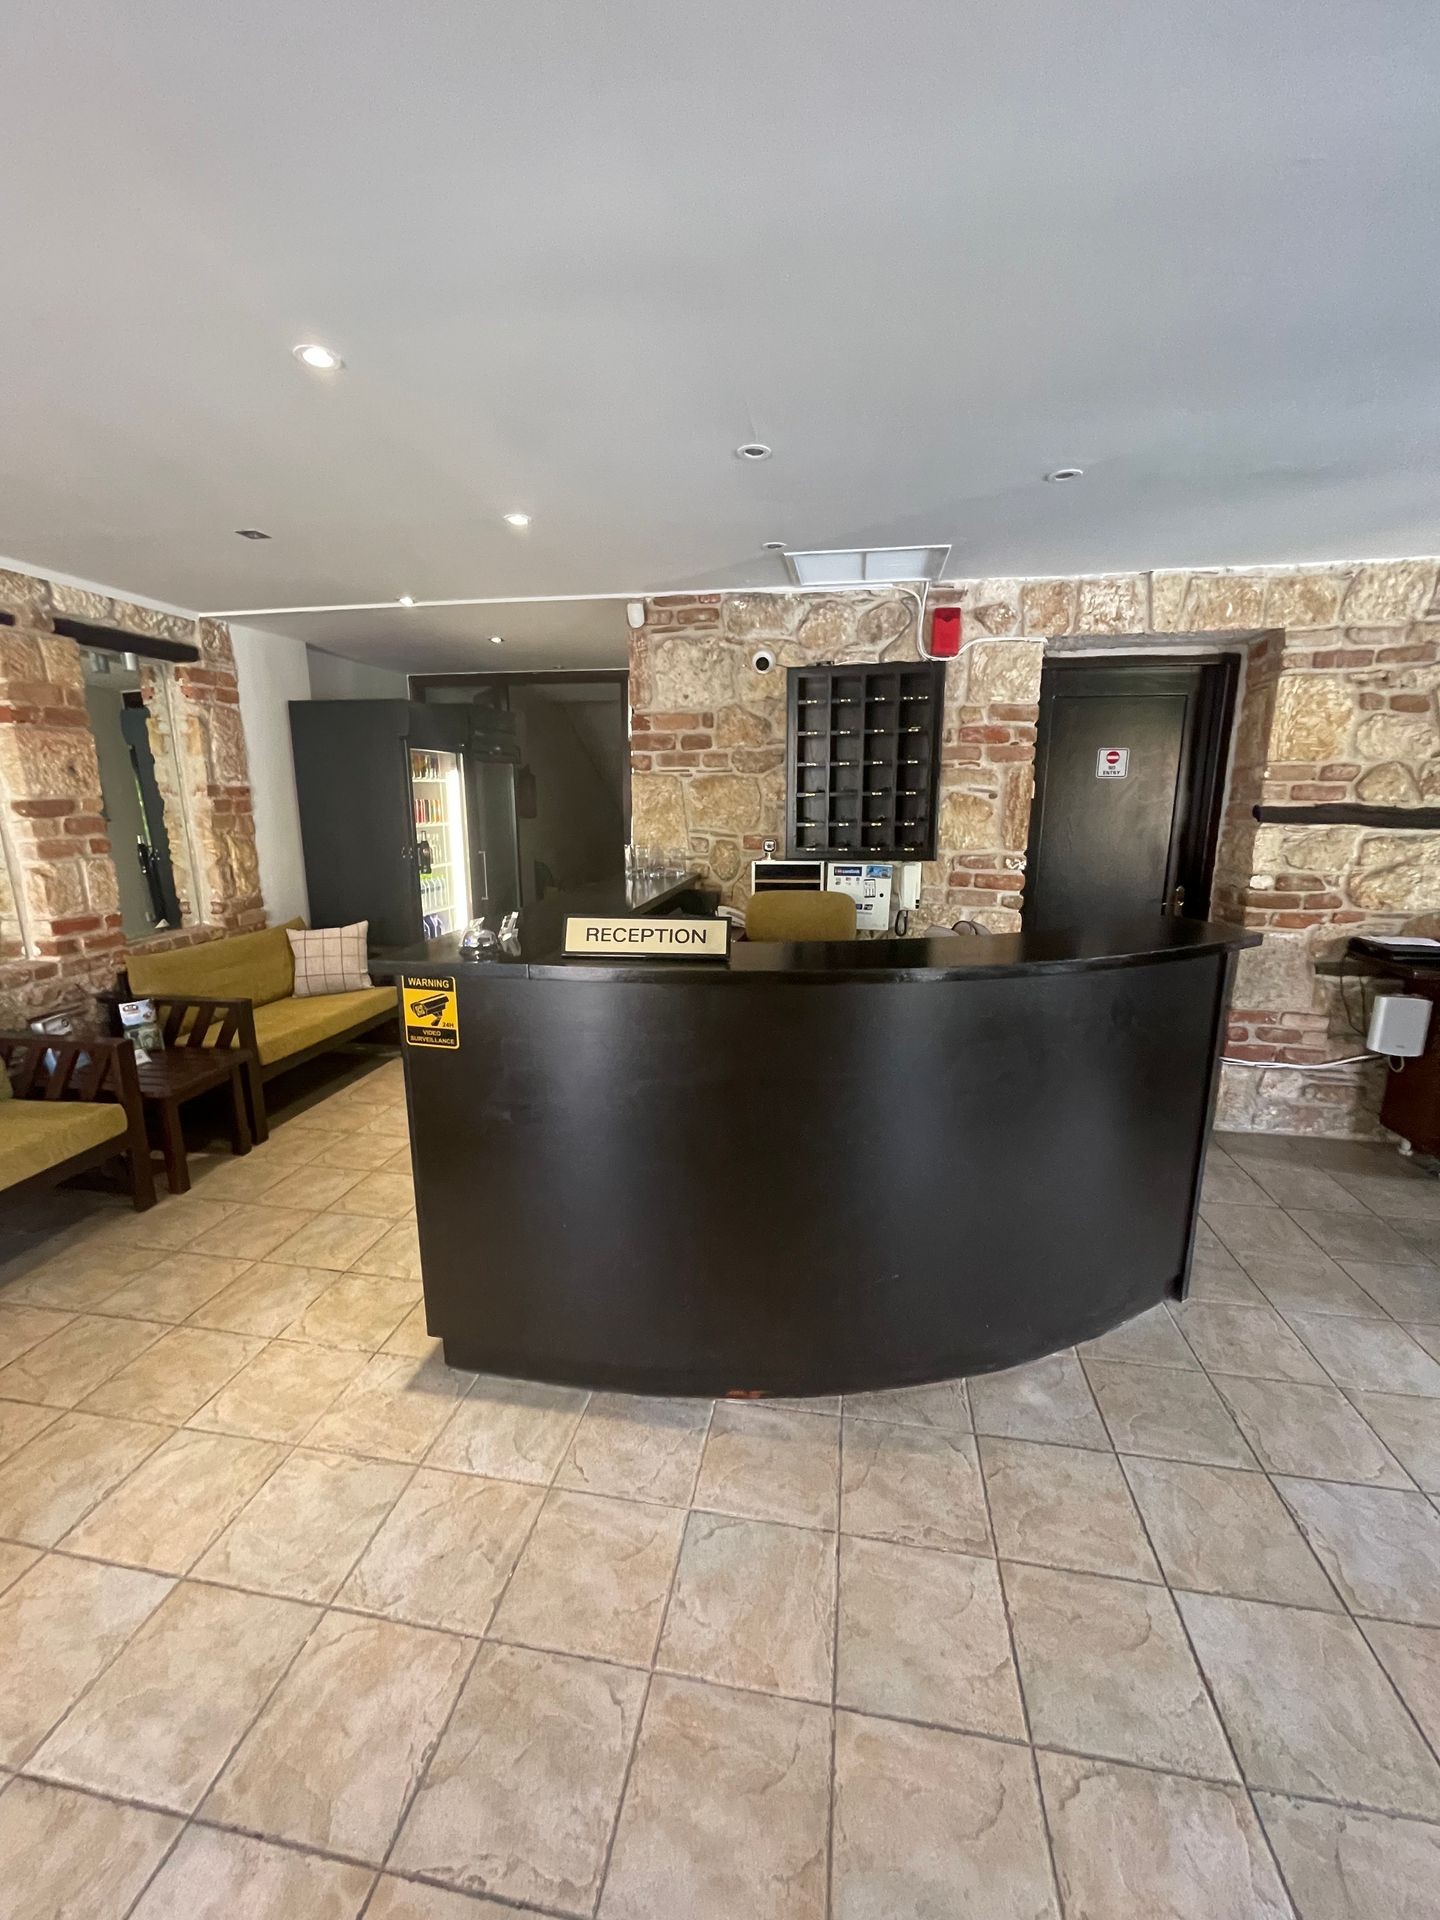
[398,595,415,607]
[762,540,786,551]
[489,634,504,646]
[1044,466,1084,483]
[736,442,773,462]
[235,528,271,540]
[292,342,345,371]
[503,512,531,528]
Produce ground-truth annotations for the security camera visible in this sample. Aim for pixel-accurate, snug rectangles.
[751,647,776,674]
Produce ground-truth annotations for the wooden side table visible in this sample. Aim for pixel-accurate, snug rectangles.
[133,1045,256,1193]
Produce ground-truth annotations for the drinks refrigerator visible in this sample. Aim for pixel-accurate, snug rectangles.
[289,700,521,949]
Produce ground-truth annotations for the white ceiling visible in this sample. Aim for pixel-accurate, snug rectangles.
[3,0,1439,671]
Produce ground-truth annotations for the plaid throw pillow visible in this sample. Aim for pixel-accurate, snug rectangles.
[287,922,372,997]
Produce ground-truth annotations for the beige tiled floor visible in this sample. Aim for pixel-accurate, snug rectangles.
[3,1068,1440,1916]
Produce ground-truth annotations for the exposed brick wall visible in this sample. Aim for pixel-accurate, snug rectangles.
[0,568,266,1025]
[630,557,1440,1137]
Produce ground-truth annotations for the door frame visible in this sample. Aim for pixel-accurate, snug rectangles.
[1023,652,1240,926]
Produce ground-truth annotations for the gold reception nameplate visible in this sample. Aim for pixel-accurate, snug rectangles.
[402,975,460,1048]
[563,916,730,959]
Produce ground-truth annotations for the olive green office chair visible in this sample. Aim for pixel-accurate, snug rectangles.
[744,889,858,941]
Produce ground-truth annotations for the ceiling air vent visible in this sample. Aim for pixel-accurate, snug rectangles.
[783,545,951,587]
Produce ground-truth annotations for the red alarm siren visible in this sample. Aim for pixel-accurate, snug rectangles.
[927,606,962,658]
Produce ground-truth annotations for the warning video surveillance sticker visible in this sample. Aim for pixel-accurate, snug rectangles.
[402,976,459,1049]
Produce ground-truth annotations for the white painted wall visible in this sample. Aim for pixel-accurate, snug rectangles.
[230,623,313,923]
[306,646,410,699]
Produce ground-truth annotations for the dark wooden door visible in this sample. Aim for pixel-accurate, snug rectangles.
[1023,658,1237,931]
[289,701,420,946]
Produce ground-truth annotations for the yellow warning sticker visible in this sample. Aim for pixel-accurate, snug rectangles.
[402,975,459,1050]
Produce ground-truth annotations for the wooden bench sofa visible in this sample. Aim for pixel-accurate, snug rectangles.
[125,921,397,1141]
[0,1032,157,1211]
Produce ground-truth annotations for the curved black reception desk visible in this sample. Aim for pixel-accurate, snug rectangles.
[379,910,1256,1397]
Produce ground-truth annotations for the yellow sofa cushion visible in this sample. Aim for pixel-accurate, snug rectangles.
[248,985,397,1066]
[126,920,304,1008]
[0,1100,128,1190]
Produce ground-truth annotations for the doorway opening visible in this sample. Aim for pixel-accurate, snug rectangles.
[1023,654,1239,932]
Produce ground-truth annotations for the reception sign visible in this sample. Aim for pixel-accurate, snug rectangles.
[563,916,729,959]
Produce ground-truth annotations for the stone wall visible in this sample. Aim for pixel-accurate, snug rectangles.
[0,568,266,1024]
[630,557,1440,1136]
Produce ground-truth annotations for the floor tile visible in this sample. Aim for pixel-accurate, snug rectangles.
[1239,1251,1384,1319]
[338,1468,543,1634]
[263,1165,366,1212]
[0,1776,181,1920]
[1083,1361,1257,1467]
[262,1204,392,1271]
[188,1338,367,1442]
[313,1129,409,1173]
[1348,1390,1440,1490]
[304,1350,473,1462]
[130,1825,374,1919]
[1392,1219,1440,1264]
[601,1674,829,1920]
[186,1260,339,1337]
[93,1195,238,1253]
[1212,1374,1412,1485]
[658,1511,834,1700]
[187,1200,315,1262]
[693,1402,839,1529]
[0,1540,39,1595]
[1079,1303,1198,1369]
[556,1393,710,1504]
[365,1879,518,1919]
[1038,1751,1292,1920]
[0,1312,168,1406]
[981,1436,1159,1580]
[1177,1591,1440,1816]
[1333,1169,1440,1221]
[62,1427,286,1574]
[282,1272,419,1349]
[841,1418,990,1553]
[1201,1159,1272,1206]
[80,1325,265,1425]
[97,1252,255,1323]
[1285,1311,1440,1394]
[0,1396,57,1467]
[1276,1477,1440,1625]
[184,1148,297,1202]
[1170,1300,1328,1382]
[1360,1619,1440,1750]
[347,1217,422,1280]
[1202,1203,1316,1259]
[1290,1208,1418,1264]
[0,1410,168,1545]
[1340,1259,1440,1323]
[0,1553,172,1764]
[0,1238,155,1309]
[204,1610,470,1863]
[968,1351,1109,1447]
[836,1534,1024,1736]
[427,1375,589,1483]
[31,1581,317,1810]
[336,1171,416,1218]
[1003,1561,1235,1777]
[1186,1251,1267,1306]
[832,1711,1056,1920]
[193,1447,412,1601]
[1246,1163,1370,1213]
[491,1488,685,1665]
[1256,1793,1440,1920]
[843,1376,974,1426]
[392,1641,645,1912]
[1122,1456,1340,1609]
[0,1303,72,1368]
[382,1302,438,1356]
[1412,1322,1440,1362]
